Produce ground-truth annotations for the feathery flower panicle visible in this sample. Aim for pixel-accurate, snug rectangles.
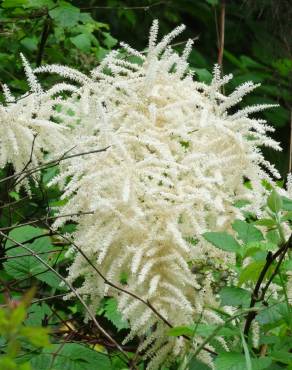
[0,55,73,192]
[41,22,281,368]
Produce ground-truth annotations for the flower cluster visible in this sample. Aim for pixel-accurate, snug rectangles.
[1,22,282,369]
[0,55,70,192]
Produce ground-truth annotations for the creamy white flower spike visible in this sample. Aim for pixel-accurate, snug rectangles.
[46,22,281,369]
[0,55,70,192]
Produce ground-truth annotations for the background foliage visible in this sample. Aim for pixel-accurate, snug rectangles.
[0,1,291,369]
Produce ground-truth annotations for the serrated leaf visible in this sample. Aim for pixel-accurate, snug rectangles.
[232,220,264,244]
[49,2,80,28]
[267,190,282,213]
[4,226,54,281]
[220,286,251,307]
[25,303,51,327]
[20,326,50,347]
[102,32,117,48]
[256,303,290,325]
[104,298,129,331]
[2,0,28,8]
[215,352,272,370]
[189,357,212,369]
[203,232,241,253]
[255,218,276,227]
[281,196,292,211]
[167,326,193,337]
[31,343,112,370]
[238,261,266,286]
[70,34,91,52]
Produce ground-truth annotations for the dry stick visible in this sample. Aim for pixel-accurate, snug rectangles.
[49,226,217,356]
[0,249,64,261]
[217,0,226,68]
[243,234,292,337]
[0,230,129,360]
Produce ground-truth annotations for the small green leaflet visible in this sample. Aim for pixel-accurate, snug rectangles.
[215,352,272,370]
[220,286,251,307]
[256,302,290,325]
[267,190,282,213]
[232,220,264,244]
[31,343,112,370]
[70,34,91,52]
[4,226,63,289]
[104,298,129,331]
[49,2,80,28]
[281,196,292,211]
[238,261,266,286]
[167,326,194,337]
[203,232,241,253]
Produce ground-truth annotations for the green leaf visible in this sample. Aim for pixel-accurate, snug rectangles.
[192,68,213,83]
[20,326,50,347]
[203,232,241,253]
[205,0,218,5]
[20,37,38,51]
[281,196,292,211]
[238,261,266,286]
[104,298,129,331]
[11,305,26,327]
[25,303,51,327]
[167,326,194,337]
[189,357,212,369]
[70,34,91,52]
[255,219,276,227]
[31,343,112,370]
[232,220,264,244]
[4,226,53,280]
[215,352,272,370]
[256,303,290,325]
[102,32,117,48]
[49,2,80,28]
[2,0,29,8]
[220,286,251,307]
[267,190,282,213]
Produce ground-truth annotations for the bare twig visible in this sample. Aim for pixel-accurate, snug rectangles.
[217,0,226,68]
[36,15,51,66]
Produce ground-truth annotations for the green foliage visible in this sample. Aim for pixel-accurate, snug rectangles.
[203,232,241,253]
[31,343,112,370]
[0,289,50,370]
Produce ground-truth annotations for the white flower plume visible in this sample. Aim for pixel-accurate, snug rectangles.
[38,22,280,368]
[0,55,70,191]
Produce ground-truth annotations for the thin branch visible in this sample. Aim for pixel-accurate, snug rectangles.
[80,1,168,11]
[36,15,51,67]
[217,0,226,68]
